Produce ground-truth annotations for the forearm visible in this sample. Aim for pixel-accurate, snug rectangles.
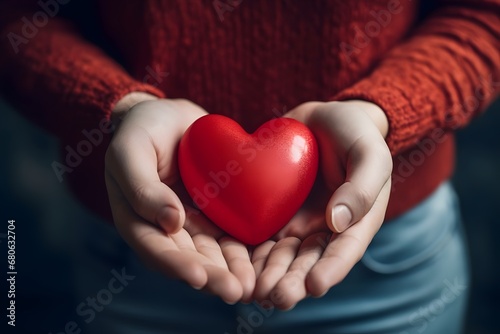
[0,3,165,220]
[333,0,500,155]
[0,5,163,143]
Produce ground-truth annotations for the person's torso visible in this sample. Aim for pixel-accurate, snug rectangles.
[92,0,452,219]
[98,0,418,131]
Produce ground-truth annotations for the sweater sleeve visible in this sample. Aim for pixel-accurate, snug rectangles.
[333,0,500,155]
[0,1,165,220]
[0,1,165,143]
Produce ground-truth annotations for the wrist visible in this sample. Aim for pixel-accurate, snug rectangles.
[112,92,159,124]
[336,100,389,138]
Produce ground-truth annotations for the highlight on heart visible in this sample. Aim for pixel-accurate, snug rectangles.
[178,114,319,245]
[182,116,295,210]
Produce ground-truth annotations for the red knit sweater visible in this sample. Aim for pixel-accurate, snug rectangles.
[1,0,499,221]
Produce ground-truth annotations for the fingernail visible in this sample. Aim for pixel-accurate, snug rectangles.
[331,205,352,232]
[157,206,180,231]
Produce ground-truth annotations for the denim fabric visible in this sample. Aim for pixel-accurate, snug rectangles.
[235,182,470,334]
[77,182,469,334]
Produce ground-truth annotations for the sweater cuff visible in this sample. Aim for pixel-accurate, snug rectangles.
[331,80,435,156]
[97,80,166,121]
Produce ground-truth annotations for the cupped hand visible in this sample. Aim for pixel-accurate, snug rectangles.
[105,97,255,303]
[252,100,393,309]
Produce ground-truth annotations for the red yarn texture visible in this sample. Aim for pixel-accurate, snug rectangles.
[1,0,499,221]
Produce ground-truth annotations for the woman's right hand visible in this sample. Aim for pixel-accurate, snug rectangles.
[105,97,255,304]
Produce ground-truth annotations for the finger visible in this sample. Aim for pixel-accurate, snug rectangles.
[109,181,244,303]
[107,182,208,289]
[254,237,301,302]
[169,228,197,250]
[251,240,276,277]
[201,264,244,304]
[220,237,256,302]
[171,228,243,304]
[274,208,325,240]
[326,137,392,232]
[307,181,391,297]
[282,101,323,123]
[271,233,327,310]
[192,234,228,269]
[183,205,226,240]
[165,208,244,303]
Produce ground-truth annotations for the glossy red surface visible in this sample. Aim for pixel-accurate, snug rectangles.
[178,114,318,245]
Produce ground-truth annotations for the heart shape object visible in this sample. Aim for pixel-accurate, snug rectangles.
[178,114,319,245]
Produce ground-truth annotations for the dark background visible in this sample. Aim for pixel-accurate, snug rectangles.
[0,97,499,333]
[1,0,498,331]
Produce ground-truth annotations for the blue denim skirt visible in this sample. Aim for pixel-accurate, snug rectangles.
[77,182,469,334]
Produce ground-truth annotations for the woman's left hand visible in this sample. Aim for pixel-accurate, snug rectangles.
[251,100,393,310]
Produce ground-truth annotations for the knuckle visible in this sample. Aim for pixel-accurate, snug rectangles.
[130,184,151,212]
[173,98,192,108]
[342,234,365,263]
[353,186,375,214]
[175,98,189,104]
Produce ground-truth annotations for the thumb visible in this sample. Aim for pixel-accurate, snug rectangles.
[325,139,392,233]
[325,182,366,233]
[127,181,186,234]
[105,132,185,234]
[105,169,186,234]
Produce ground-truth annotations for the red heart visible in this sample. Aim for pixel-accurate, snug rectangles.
[178,114,319,245]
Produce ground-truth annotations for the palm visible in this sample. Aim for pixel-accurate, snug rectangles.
[273,175,332,241]
[251,101,392,310]
[105,99,255,303]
